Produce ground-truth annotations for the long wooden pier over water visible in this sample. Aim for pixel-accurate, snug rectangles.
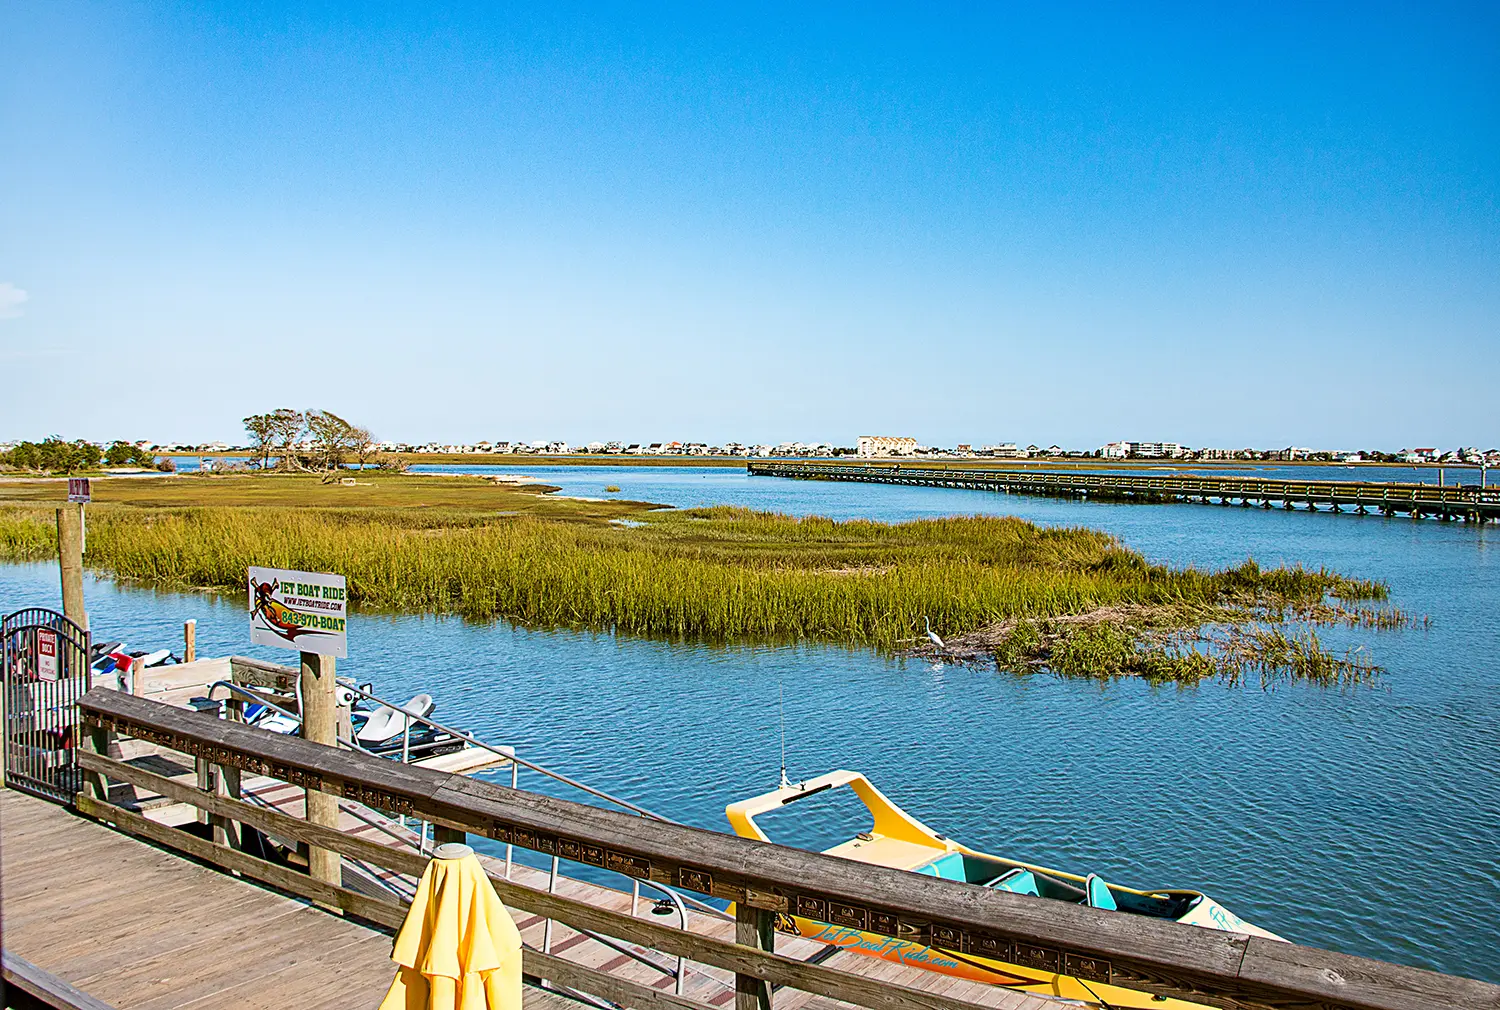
[748,461,1500,522]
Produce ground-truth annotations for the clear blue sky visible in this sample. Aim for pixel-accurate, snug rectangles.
[3,2,1496,449]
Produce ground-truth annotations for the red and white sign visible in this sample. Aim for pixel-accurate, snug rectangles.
[67,477,91,503]
[36,629,59,681]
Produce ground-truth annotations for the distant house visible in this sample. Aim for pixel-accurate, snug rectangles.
[856,436,919,457]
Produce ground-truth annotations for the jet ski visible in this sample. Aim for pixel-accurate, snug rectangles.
[354,693,435,747]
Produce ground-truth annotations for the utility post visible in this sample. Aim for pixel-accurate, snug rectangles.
[300,649,341,887]
[56,504,87,632]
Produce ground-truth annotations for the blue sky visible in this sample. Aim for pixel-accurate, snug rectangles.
[3,2,1496,449]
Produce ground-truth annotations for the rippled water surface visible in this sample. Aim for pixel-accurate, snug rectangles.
[4,465,1497,980]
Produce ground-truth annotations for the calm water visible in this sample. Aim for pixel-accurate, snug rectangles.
[4,466,1497,979]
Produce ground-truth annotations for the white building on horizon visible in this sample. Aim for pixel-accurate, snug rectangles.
[857,435,918,457]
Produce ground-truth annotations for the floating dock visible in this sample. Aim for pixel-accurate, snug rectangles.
[748,460,1500,522]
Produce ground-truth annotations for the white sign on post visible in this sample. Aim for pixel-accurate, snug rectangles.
[36,629,59,681]
[247,566,348,658]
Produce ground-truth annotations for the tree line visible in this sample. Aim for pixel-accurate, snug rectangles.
[0,438,170,474]
[242,409,380,472]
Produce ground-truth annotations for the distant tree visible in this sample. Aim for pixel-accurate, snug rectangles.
[350,425,377,470]
[242,413,277,470]
[5,437,102,473]
[305,410,358,471]
[267,408,306,470]
[102,440,153,467]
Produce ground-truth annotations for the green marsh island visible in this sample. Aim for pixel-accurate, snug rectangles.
[0,472,1407,687]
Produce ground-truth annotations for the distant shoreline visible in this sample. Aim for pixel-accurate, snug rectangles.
[154,451,1483,471]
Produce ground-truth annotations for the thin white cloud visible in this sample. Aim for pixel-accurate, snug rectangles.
[0,283,28,319]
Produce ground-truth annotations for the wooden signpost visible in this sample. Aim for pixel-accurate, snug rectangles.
[246,565,349,887]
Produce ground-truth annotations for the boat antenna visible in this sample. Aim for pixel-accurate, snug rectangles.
[778,674,792,790]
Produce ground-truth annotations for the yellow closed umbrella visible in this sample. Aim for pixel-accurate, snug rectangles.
[380,842,523,1010]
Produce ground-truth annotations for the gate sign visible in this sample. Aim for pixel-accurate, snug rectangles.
[36,629,59,680]
[248,567,348,658]
[67,477,91,503]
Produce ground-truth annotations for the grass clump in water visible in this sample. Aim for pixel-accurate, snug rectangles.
[0,473,1407,687]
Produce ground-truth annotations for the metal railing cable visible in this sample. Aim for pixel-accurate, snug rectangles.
[206,679,730,921]
[337,682,672,823]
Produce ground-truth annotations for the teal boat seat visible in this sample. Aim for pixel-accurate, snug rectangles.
[914,852,967,881]
[1085,873,1117,911]
[984,868,1040,896]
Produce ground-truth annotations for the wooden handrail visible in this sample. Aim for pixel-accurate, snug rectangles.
[747,461,1500,513]
[2,949,117,1010]
[77,749,994,1010]
[77,689,1500,1010]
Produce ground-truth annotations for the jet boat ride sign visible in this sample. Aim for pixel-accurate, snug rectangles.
[248,566,348,658]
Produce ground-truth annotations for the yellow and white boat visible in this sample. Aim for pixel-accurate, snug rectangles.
[726,770,1285,1009]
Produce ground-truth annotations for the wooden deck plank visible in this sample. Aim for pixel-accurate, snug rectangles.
[1,789,555,1010]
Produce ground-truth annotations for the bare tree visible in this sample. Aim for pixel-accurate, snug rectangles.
[350,426,377,470]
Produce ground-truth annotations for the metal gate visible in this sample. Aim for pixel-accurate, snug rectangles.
[2,608,91,802]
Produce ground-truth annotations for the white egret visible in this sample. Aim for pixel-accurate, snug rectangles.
[924,616,945,649]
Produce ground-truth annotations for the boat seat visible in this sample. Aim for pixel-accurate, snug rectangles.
[983,868,1040,896]
[1085,873,1117,911]
[913,852,967,882]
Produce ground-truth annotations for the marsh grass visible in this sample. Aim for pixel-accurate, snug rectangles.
[0,477,1402,686]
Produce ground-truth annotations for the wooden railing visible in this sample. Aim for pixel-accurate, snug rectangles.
[748,461,1500,520]
[74,689,1500,1010]
[2,950,117,1010]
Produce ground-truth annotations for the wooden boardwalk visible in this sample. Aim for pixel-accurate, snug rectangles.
[748,460,1500,522]
[4,781,1062,1010]
[0,788,572,1010]
[30,654,1066,1010]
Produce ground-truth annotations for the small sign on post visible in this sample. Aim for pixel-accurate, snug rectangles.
[247,566,347,658]
[67,478,91,503]
[36,629,59,681]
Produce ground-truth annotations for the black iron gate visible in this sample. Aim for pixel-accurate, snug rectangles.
[2,608,91,802]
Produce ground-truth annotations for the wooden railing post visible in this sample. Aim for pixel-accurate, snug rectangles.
[300,650,341,887]
[736,902,774,1010]
[214,758,243,849]
[82,721,110,803]
[56,504,88,632]
[433,825,466,846]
